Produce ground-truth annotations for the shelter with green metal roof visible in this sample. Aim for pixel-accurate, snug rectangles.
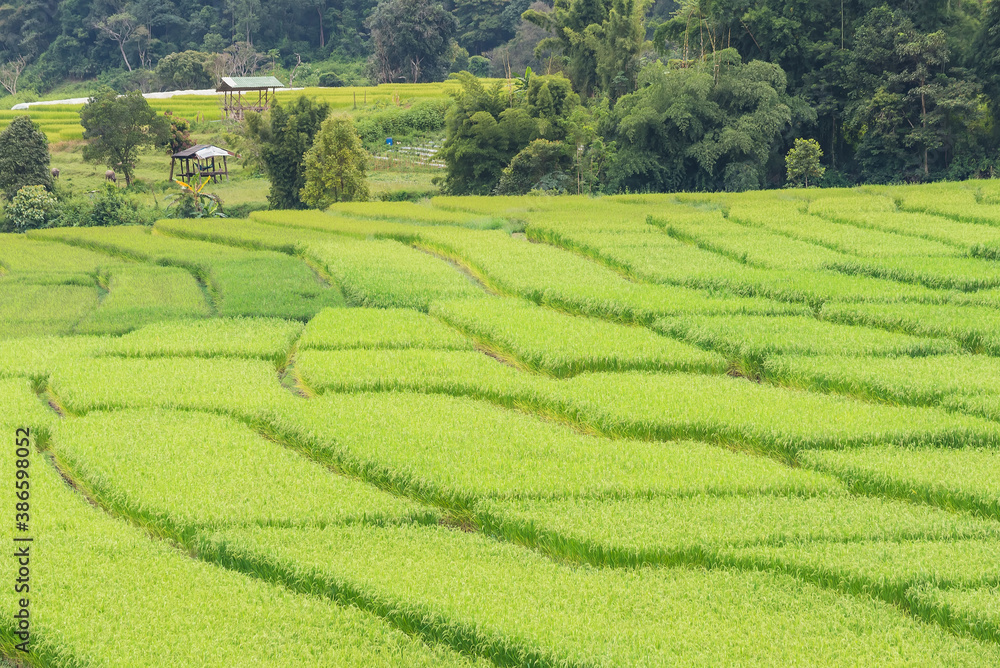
[217,76,285,120]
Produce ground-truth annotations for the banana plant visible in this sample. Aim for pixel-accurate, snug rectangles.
[166,175,225,218]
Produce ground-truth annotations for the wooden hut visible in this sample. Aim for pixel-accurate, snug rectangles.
[217,76,285,120]
[169,145,234,183]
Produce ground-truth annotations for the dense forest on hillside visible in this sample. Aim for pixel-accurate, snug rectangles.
[3,0,1000,191]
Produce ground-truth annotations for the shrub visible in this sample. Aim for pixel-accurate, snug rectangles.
[6,185,58,230]
[91,183,146,226]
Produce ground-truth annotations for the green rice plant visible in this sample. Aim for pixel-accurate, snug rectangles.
[491,493,999,561]
[207,255,346,319]
[728,539,1000,611]
[551,230,943,306]
[0,233,108,277]
[51,408,428,533]
[942,393,1000,422]
[329,201,493,227]
[762,353,1000,406]
[97,317,303,362]
[653,210,851,271]
[250,209,419,239]
[31,226,344,319]
[809,194,1000,250]
[821,301,1000,354]
[197,522,1000,666]
[0,377,56,433]
[800,446,1000,521]
[0,457,481,667]
[430,195,547,214]
[906,585,1000,645]
[412,226,807,322]
[295,348,536,403]
[48,356,292,417]
[304,235,486,310]
[296,350,1000,455]
[554,371,1000,456]
[893,184,1000,226]
[654,315,959,377]
[431,297,728,377]
[726,201,962,258]
[829,254,1000,291]
[299,307,472,351]
[0,282,99,338]
[155,216,328,254]
[261,391,839,505]
[74,263,211,335]
[0,335,102,382]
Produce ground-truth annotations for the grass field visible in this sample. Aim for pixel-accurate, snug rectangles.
[7,182,1000,664]
[6,82,459,210]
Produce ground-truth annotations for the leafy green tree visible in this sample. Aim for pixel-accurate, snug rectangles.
[523,0,611,97]
[785,137,825,187]
[454,0,516,54]
[846,7,983,181]
[0,115,52,201]
[300,115,370,208]
[165,112,193,153]
[256,96,330,209]
[495,139,574,194]
[438,71,583,195]
[155,50,214,89]
[974,0,1000,108]
[366,0,457,83]
[79,88,169,187]
[584,0,649,101]
[608,50,792,192]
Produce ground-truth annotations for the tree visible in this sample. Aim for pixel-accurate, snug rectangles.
[255,96,330,209]
[785,138,825,187]
[225,0,262,44]
[584,0,649,101]
[93,8,147,72]
[212,41,264,79]
[165,112,194,153]
[438,71,583,195]
[974,0,1000,109]
[0,116,53,201]
[300,116,370,208]
[0,55,26,95]
[495,139,574,194]
[454,0,516,55]
[846,7,983,181]
[366,0,457,83]
[523,0,613,97]
[79,88,170,186]
[608,50,792,192]
[155,51,214,90]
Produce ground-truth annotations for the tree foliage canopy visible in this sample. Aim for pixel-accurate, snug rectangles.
[300,115,370,208]
[438,71,582,195]
[255,96,331,209]
[608,50,792,192]
[366,0,457,83]
[0,115,52,201]
[79,87,169,186]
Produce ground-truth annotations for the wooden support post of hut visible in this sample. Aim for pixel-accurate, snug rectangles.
[170,145,234,184]
[217,76,285,121]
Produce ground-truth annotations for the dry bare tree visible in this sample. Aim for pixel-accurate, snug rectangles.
[0,56,27,95]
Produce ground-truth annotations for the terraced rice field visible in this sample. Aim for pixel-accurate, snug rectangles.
[2,82,461,143]
[7,181,1000,664]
